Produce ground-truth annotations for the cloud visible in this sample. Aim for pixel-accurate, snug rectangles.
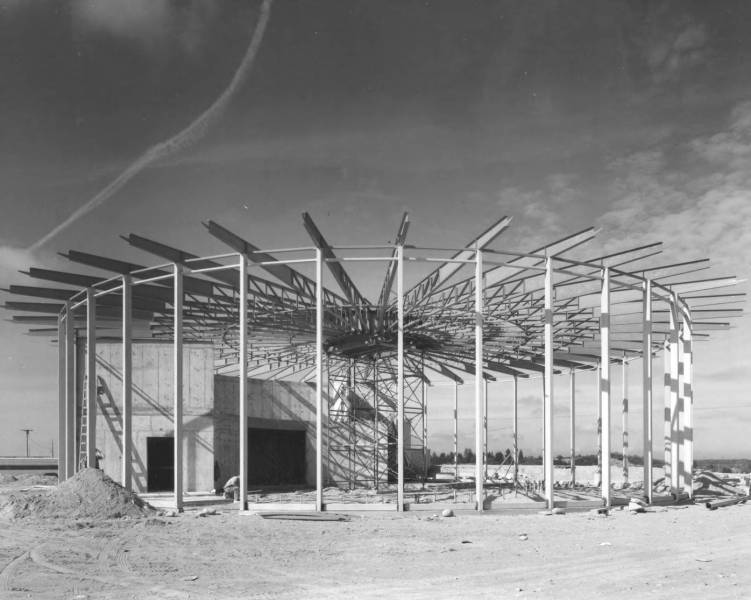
[644,19,708,84]
[595,100,751,273]
[0,245,34,287]
[30,0,274,251]
[71,0,220,55]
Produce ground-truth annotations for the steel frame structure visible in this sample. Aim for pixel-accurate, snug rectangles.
[3,213,744,512]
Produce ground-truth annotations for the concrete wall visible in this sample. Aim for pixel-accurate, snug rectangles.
[79,339,216,493]
[214,376,323,487]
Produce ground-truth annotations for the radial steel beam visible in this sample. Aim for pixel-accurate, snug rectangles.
[376,212,409,328]
[302,213,370,307]
[205,220,347,307]
[544,256,554,509]
[404,215,510,308]
[600,268,611,506]
[62,249,215,298]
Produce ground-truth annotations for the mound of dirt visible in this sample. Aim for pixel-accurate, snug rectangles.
[0,468,156,520]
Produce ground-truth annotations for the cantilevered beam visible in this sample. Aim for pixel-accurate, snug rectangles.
[62,250,215,298]
[376,212,409,328]
[404,215,511,308]
[5,285,166,314]
[302,212,370,307]
[124,234,296,309]
[205,220,348,306]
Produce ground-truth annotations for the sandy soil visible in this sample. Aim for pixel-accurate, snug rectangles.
[1,476,750,600]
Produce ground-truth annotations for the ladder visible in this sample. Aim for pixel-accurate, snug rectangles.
[78,375,88,470]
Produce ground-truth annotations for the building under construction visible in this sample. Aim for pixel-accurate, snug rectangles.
[2,213,744,512]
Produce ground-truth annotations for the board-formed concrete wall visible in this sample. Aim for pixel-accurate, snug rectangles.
[78,339,216,493]
[214,376,321,487]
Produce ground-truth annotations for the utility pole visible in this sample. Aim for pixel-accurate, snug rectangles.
[21,429,32,458]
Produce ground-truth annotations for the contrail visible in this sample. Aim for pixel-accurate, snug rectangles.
[30,0,274,251]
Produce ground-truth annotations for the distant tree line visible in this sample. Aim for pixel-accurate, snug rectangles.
[429,450,663,467]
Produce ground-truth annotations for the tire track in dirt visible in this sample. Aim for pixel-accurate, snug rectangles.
[0,551,29,592]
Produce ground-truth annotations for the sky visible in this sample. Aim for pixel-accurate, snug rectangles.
[0,0,749,458]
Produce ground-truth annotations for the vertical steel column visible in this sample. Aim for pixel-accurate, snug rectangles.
[483,378,488,479]
[642,280,653,503]
[569,369,576,486]
[238,256,248,510]
[65,301,75,479]
[474,247,484,511]
[622,354,629,484]
[396,244,405,511]
[543,256,554,510]
[315,248,324,510]
[668,296,680,491]
[512,375,518,487]
[600,267,611,506]
[663,337,671,482]
[595,362,602,487]
[423,357,429,478]
[173,264,183,511]
[681,314,693,497]
[373,357,379,490]
[85,287,97,469]
[122,275,132,491]
[453,381,459,480]
[57,313,66,480]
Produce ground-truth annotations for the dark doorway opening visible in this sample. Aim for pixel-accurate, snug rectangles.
[147,437,174,492]
[248,428,306,485]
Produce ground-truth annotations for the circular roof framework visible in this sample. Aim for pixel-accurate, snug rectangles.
[2,212,744,511]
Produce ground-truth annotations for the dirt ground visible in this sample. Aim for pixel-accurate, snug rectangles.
[1,475,750,599]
